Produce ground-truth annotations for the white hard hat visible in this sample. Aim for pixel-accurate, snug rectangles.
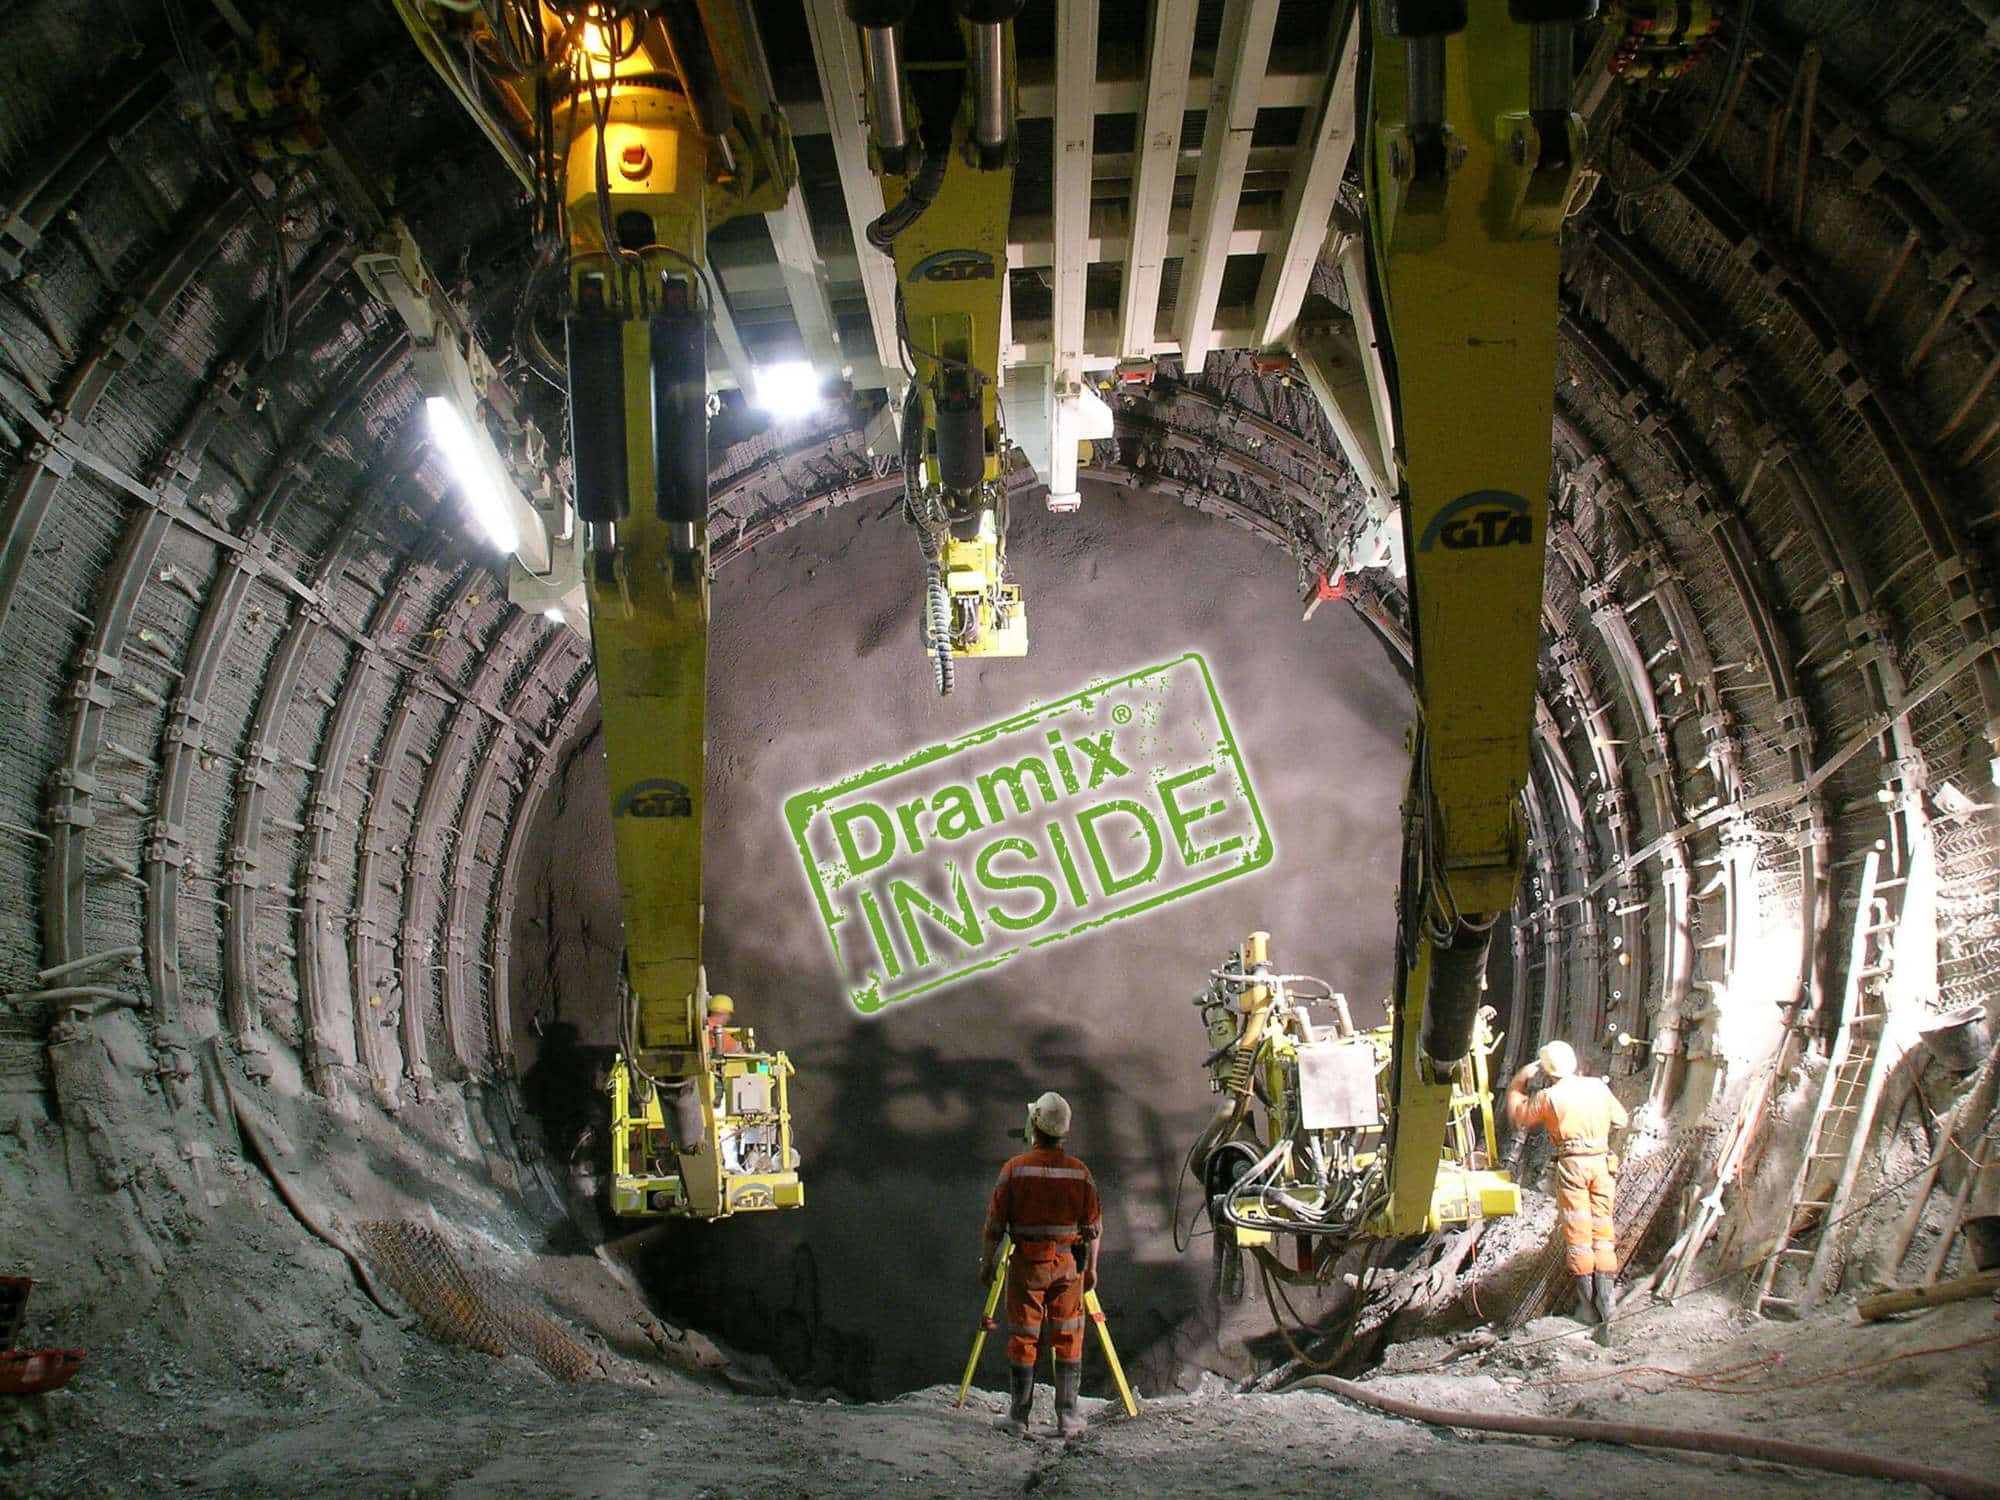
[1029,1091,1072,1138]
[1538,1040,1577,1078]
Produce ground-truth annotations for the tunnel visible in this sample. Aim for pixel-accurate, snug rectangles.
[3,0,1999,1494]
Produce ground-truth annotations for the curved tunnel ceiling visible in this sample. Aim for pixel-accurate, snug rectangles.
[3,0,1999,1396]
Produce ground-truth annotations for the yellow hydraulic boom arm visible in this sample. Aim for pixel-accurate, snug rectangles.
[1360,0,1593,1234]
[392,0,804,1221]
[845,0,1027,695]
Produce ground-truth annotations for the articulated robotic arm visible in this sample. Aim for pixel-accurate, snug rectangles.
[1187,1,1595,1273]
[1361,0,1594,1234]
[394,0,802,1221]
[846,0,1027,696]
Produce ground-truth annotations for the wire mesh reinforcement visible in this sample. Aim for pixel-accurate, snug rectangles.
[356,1220,597,1382]
[1501,1125,1713,1329]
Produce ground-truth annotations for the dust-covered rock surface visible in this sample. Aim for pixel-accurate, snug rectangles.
[7,1286,1997,1498]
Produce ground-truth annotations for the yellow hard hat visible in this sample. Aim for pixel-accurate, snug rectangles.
[707,994,735,1015]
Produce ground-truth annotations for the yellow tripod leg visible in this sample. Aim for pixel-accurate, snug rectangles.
[1084,1289,1138,1418]
[956,1239,1012,1408]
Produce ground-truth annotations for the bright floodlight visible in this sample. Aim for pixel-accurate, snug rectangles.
[542,606,565,624]
[425,395,519,554]
[753,360,821,417]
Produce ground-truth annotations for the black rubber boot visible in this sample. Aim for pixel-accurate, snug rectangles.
[997,1363,1033,1435]
[1573,1273,1601,1325]
[1593,1271,1618,1345]
[1054,1361,1088,1438]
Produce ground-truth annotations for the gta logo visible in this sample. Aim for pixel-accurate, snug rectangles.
[1416,489,1533,552]
[909,249,997,284]
[785,654,1271,1014]
[614,778,693,818]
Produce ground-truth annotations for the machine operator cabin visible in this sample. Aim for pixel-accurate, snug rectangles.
[2,0,1998,1493]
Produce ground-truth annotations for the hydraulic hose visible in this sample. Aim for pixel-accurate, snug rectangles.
[866,141,949,250]
[1293,1375,2000,1500]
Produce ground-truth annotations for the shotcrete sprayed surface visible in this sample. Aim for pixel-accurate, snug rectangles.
[510,483,1411,1396]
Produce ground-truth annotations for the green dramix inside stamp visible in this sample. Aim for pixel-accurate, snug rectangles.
[782,652,1272,1014]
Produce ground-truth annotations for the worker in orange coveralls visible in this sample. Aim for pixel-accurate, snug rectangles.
[1507,1040,1629,1333]
[978,1091,1102,1439]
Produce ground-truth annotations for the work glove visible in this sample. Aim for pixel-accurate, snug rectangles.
[978,1259,995,1288]
[1082,1266,1097,1294]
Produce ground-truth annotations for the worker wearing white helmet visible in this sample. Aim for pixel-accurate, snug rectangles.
[978,1090,1102,1438]
[1507,1040,1629,1333]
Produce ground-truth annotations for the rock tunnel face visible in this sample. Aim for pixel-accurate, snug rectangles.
[4,0,2000,1488]
[508,483,1412,1395]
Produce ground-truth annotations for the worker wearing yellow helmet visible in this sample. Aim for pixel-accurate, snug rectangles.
[705,993,742,1055]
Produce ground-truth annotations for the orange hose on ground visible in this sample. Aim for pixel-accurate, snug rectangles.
[1293,1375,2000,1500]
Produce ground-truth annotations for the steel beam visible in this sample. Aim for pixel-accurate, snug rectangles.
[1117,0,1199,358]
[352,567,488,1105]
[1637,133,2000,740]
[781,51,1328,135]
[1175,0,1278,372]
[1052,0,1100,384]
[802,0,901,376]
[1250,10,1359,348]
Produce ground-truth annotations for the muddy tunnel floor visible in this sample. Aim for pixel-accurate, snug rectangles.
[506,483,1417,1398]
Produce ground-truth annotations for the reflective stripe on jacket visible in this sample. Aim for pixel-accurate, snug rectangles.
[984,1146,1102,1258]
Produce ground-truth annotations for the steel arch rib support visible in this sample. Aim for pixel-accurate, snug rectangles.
[0,192,249,637]
[1561,306,1816,791]
[1177,0,1278,373]
[1563,305,1821,1053]
[299,526,451,1101]
[488,678,600,1082]
[41,237,350,1081]
[145,332,409,1039]
[1117,0,1198,358]
[1551,420,1710,1065]
[1640,140,2000,739]
[1575,228,1920,1025]
[1547,516,1662,1006]
[0,41,191,277]
[402,609,534,1081]
[352,568,488,1107]
[1532,699,1599,1044]
[446,628,580,1081]
[226,429,423,1087]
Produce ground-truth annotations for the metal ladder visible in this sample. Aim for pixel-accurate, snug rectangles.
[1753,847,1899,1316]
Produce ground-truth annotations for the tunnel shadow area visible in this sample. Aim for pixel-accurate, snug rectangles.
[624,1019,1206,1402]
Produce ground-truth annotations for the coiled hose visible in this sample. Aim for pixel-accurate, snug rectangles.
[1293,1375,2000,1500]
[925,563,953,696]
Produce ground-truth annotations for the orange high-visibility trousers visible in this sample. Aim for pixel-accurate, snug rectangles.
[1556,1155,1616,1274]
[1003,1253,1086,1366]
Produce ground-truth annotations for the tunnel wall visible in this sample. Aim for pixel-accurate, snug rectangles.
[0,0,1995,1392]
[509,484,1414,1396]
